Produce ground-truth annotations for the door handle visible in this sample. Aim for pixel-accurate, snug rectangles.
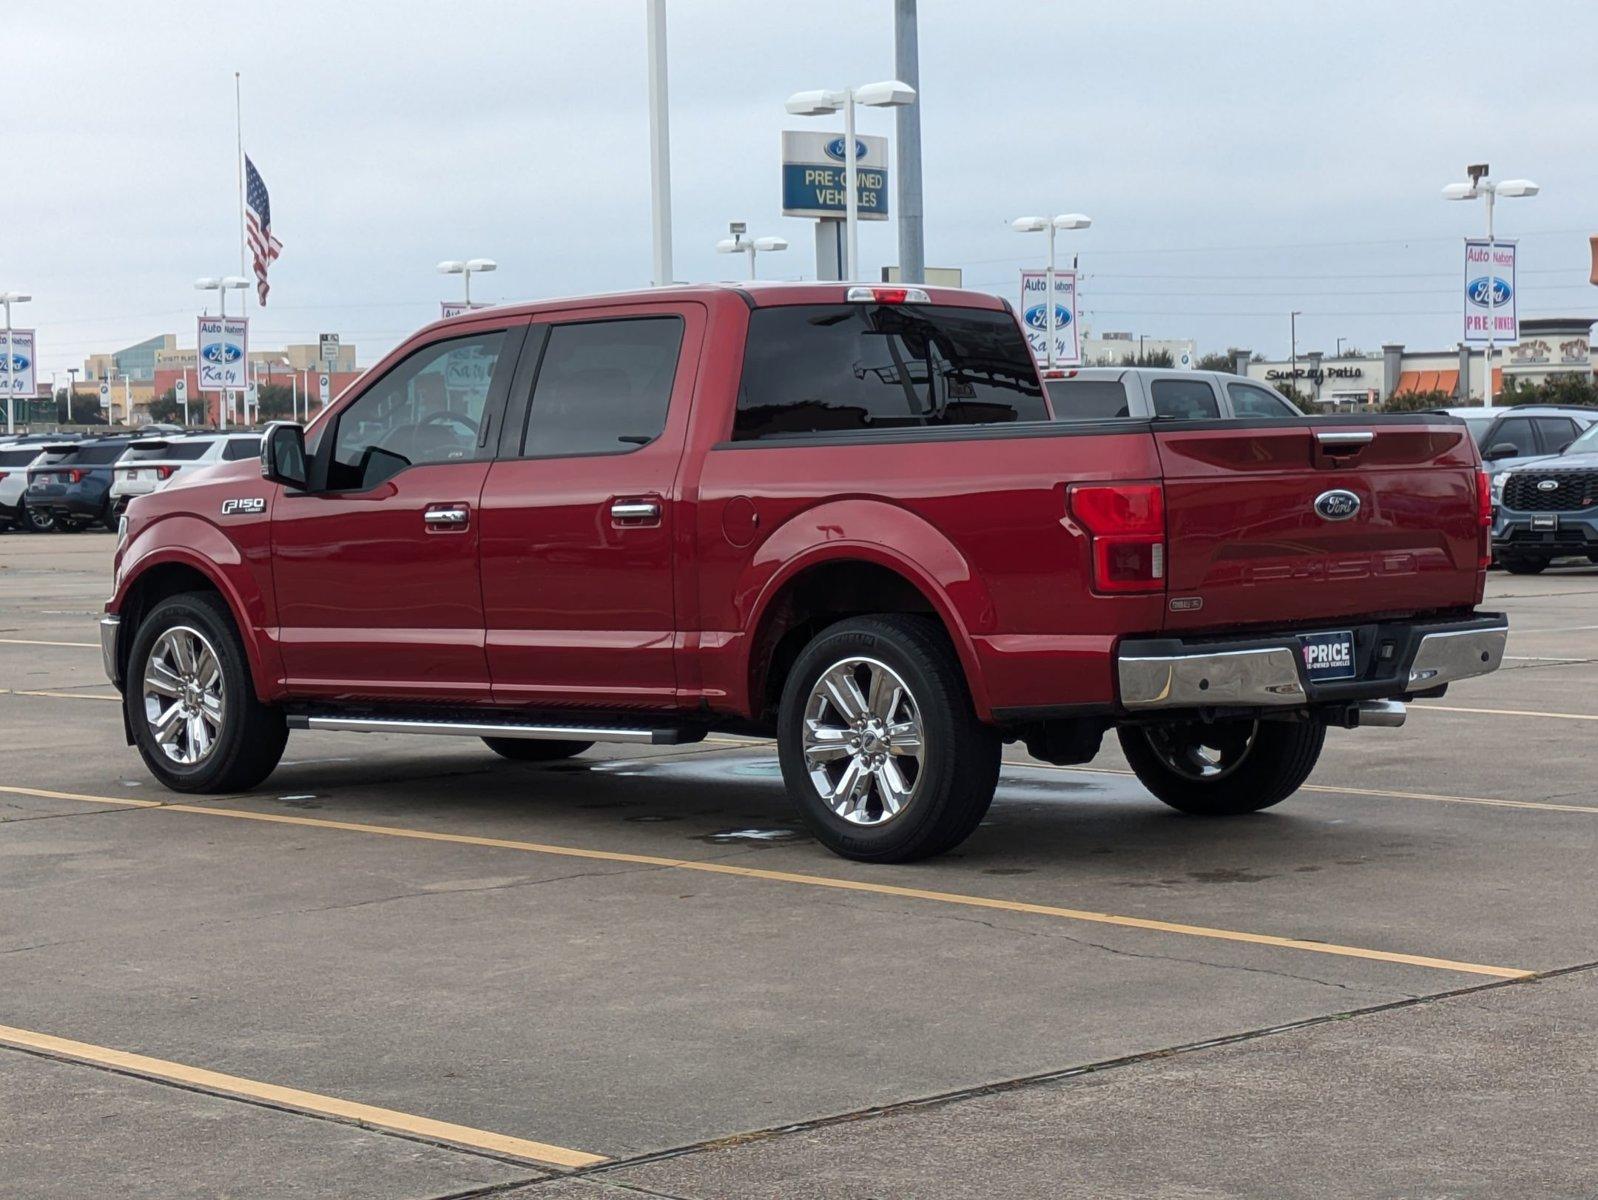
[610,499,662,524]
[423,504,470,530]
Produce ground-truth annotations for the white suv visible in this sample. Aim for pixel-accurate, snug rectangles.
[0,441,55,531]
[110,432,263,515]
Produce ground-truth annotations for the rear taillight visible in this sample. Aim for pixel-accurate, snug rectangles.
[1476,469,1492,571]
[0,471,7,482]
[1069,482,1166,593]
[67,469,88,484]
[154,465,176,480]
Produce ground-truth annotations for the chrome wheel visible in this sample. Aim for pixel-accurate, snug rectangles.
[142,625,225,766]
[802,656,925,826]
[1140,720,1258,782]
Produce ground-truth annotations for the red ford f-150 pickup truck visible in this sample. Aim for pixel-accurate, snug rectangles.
[102,283,1506,861]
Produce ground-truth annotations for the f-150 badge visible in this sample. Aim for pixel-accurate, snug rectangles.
[221,498,265,515]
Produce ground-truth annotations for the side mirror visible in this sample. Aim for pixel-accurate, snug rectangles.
[1483,441,1519,462]
[260,421,308,490]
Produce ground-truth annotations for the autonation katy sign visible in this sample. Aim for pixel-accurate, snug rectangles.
[1463,239,1518,346]
[196,316,249,391]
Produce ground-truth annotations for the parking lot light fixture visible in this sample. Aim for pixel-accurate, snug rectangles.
[715,225,789,280]
[1011,214,1092,370]
[438,258,497,306]
[1442,167,1540,404]
[0,291,31,435]
[785,79,916,282]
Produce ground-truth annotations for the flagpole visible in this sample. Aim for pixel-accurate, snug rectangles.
[234,72,248,427]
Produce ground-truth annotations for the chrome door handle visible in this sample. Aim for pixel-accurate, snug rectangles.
[610,500,661,521]
[1315,430,1375,446]
[423,505,470,528]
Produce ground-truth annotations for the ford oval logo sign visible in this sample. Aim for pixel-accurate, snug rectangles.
[1023,303,1072,332]
[1313,489,1361,521]
[1466,276,1513,307]
[5,352,28,372]
[202,342,242,365]
[1537,479,1560,491]
[824,136,870,163]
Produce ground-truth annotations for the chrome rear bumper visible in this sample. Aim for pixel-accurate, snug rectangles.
[1117,616,1507,712]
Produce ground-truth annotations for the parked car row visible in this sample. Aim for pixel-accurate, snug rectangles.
[0,429,261,533]
[1490,419,1598,573]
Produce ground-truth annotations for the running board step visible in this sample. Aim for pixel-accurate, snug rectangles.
[286,714,695,745]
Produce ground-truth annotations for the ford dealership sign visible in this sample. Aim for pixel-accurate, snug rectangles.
[1463,239,1518,345]
[197,315,249,391]
[1019,271,1080,366]
[0,329,36,395]
[781,130,889,221]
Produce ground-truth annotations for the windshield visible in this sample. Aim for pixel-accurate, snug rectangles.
[1566,423,1598,456]
[125,440,214,462]
[1456,414,1494,446]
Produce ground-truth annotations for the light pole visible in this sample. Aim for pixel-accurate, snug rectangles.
[715,222,789,280]
[115,373,134,427]
[1443,166,1539,405]
[1289,310,1303,401]
[646,0,673,287]
[1,291,31,435]
[194,276,250,429]
[1011,214,1092,370]
[785,80,917,281]
[65,367,80,425]
[437,258,496,307]
[1336,337,1347,358]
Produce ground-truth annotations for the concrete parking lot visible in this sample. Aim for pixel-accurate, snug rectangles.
[2,532,1595,1198]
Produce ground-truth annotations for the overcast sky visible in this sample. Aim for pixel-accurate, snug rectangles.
[10,0,1598,377]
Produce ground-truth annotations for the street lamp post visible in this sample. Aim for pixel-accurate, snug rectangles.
[1011,214,1092,370]
[715,222,789,280]
[1443,166,1539,405]
[1289,310,1303,401]
[437,258,497,307]
[194,276,250,429]
[1,291,32,435]
[785,80,917,281]
[65,367,80,425]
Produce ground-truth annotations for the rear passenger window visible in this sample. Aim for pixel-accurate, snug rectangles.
[223,438,261,460]
[1150,379,1221,420]
[1533,418,1578,454]
[1047,379,1130,419]
[521,317,683,457]
[1226,382,1297,418]
[734,304,1046,440]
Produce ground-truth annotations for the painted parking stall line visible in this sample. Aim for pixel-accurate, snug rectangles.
[0,785,1531,980]
[0,1022,605,1169]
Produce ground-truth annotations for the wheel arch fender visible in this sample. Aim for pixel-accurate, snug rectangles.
[737,499,997,720]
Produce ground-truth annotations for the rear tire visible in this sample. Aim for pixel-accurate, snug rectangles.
[481,738,593,762]
[20,502,54,533]
[1500,555,1548,575]
[777,614,1000,863]
[125,591,287,793]
[1118,719,1325,816]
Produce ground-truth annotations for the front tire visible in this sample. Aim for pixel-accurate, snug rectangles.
[482,737,593,762]
[125,591,287,793]
[777,615,1000,863]
[1118,719,1325,816]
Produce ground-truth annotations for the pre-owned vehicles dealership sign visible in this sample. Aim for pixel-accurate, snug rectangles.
[781,131,889,220]
[1019,270,1080,365]
[197,316,249,391]
[1463,239,1517,345]
[0,329,36,397]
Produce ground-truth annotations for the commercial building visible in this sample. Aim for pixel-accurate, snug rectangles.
[1081,331,1198,368]
[1243,316,1596,408]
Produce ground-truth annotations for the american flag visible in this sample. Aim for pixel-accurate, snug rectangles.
[244,156,283,305]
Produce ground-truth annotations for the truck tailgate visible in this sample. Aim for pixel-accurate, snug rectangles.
[1154,421,1482,632]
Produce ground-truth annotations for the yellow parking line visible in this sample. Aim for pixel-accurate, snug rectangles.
[0,1022,605,1169]
[1008,762,1598,817]
[0,637,99,648]
[0,784,1530,980]
[1412,703,1598,722]
[1,689,120,702]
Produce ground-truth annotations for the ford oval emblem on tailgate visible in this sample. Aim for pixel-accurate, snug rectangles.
[1313,489,1361,521]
